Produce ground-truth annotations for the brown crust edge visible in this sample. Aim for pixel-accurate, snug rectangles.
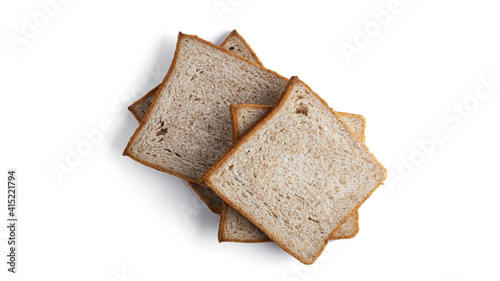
[123,31,289,186]
[220,30,264,66]
[202,77,387,264]
[217,201,229,242]
[351,211,360,238]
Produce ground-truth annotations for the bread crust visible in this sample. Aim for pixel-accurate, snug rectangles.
[220,30,263,66]
[217,201,228,241]
[203,77,387,264]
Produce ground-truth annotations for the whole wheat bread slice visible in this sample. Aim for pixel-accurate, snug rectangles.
[123,32,289,185]
[202,77,387,264]
[127,30,263,214]
[219,104,365,242]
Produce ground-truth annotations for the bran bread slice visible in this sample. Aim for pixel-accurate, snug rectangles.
[127,30,264,214]
[219,104,365,242]
[123,32,289,185]
[202,77,387,264]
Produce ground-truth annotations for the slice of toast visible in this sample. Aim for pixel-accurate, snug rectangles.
[127,30,263,214]
[202,77,387,264]
[123,32,288,184]
[219,104,365,242]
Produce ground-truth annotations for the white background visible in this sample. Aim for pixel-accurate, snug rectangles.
[1,0,500,280]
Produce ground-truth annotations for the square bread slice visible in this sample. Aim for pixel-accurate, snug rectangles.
[219,104,366,242]
[202,77,387,264]
[127,30,263,214]
[123,32,289,185]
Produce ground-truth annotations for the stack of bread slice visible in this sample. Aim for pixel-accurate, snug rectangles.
[124,30,387,264]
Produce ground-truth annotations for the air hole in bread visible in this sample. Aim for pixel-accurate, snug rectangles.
[295,95,304,101]
[175,153,182,157]
[308,217,320,223]
[228,165,234,171]
[156,127,168,136]
[295,104,308,116]
[156,121,168,136]
[229,46,235,51]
